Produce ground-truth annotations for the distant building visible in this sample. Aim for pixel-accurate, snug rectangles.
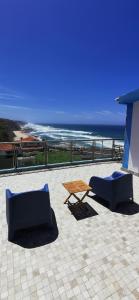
[117,89,139,175]
[18,136,43,152]
[0,144,14,156]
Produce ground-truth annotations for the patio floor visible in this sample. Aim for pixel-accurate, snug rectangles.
[0,162,139,300]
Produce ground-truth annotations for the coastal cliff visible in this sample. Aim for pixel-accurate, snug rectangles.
[0,118,21,142]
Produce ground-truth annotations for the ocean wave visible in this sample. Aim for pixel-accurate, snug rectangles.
[23,122,92,135]
[22,122,123,148]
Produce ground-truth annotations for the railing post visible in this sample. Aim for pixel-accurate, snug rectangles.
[112,139,115,160]
[101,140,104,158]
[70,141,73,163]
[14,143,18,170]
[92,141,95,161]
[44,141,48,165]
[13,143,16,169]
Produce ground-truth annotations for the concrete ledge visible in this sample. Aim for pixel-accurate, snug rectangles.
[121,166,139,177]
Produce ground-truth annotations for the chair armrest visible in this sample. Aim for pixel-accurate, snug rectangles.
[6,189,13,200]
[42,184,49,192]
[89,176,113,200]
[6,189,14,225]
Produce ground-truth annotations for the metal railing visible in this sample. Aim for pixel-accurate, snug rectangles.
[0,138,124,173]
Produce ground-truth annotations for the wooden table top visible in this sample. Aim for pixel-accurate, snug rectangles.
[63,180,92,194]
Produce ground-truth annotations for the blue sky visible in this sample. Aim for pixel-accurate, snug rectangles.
[0,0,139,124]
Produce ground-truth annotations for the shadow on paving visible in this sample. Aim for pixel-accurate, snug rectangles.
[68,201,98,220]
[89,195,139,215]
[12,210,59,249]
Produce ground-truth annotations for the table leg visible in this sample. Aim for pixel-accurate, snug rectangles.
[64,193,73,204]
[72,191,89,203]
[80,191,89,202]
[72,193,81,202]
[64,191,89,205]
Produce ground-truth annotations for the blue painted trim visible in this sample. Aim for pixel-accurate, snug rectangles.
[123,104,133,169]
[117,88,139,104]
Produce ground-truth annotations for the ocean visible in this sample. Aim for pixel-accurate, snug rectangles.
[23,123,125,148]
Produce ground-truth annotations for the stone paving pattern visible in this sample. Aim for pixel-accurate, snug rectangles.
[0,162,139,300]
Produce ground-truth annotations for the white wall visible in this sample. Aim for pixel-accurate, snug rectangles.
[128,101,139,173]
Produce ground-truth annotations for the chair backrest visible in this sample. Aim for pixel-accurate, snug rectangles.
[8,190,51,225]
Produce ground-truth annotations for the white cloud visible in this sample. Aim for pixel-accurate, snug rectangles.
[95,110,112,115]
[0,86,24,101]
[0,93,23,100]
[118,112,125,116]
[0,104,30,110]
[0,85,126,124]
[55,110,65,114]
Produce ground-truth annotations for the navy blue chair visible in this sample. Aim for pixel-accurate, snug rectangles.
[89,171,133,211]
[6,184,53,241]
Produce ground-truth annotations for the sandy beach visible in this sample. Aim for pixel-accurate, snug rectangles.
[13,130,31,141]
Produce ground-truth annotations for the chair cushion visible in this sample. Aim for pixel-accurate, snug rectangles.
[112,171,125,179]
[104,176,113,181]
[104,171,125,181]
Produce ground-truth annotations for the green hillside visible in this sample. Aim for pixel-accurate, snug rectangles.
[0,118,20,142]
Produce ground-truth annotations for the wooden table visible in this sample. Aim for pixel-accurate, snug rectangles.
[63,180,92,205]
